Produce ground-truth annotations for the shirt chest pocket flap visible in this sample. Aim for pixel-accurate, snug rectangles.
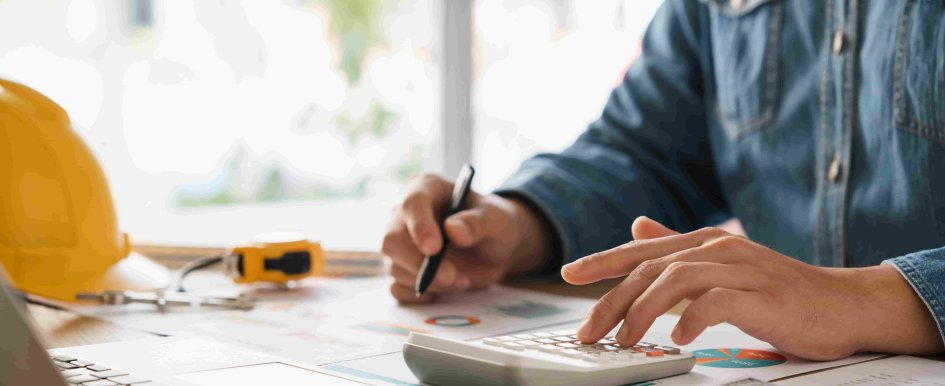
[701,0,783,139]
[895,0,945,143]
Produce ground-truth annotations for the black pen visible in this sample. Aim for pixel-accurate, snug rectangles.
[415,164,475,297]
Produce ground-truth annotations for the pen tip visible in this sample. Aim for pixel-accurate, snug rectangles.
[415,291,422,298]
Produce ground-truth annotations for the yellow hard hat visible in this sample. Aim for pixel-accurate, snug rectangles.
[0,78,169,301]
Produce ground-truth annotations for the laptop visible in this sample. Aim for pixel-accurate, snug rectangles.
[0,270,366,386]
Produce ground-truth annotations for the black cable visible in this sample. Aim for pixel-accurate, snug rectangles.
[173,255,223,293]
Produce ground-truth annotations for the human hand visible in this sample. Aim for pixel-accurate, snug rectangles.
[382,174,552,303]
[562,217,942,360]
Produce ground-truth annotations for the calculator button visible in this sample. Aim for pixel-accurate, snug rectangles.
[513,334,537,340]
[559,349,583,358]
[532,332,555,338]
[600,345,620,352]
[556,343,579,349]
[657,346,681,355]
[553,337,576,343]
[52,355,78,362]
[61,369,87,378]
[539,344,563,353]
[497,336,518,342]
[70,360,94,367]
[535,338,557,344]
[83,380,119,386]
[87,364,111,372]
[517,341,541,348]
[500,342,525,351]
[54,361,80,370]
[66,374,99,384]
[637,342,657,348]
[483,338,503,346]
[600,338,617,345]
[92,370,130,378]
[644,349,664,357]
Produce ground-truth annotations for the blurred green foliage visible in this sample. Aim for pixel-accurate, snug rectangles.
[311,0,385,84]
[334,102,396,144]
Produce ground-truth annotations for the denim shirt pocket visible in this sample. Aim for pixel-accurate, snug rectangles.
[701,0,783,139]
[894,0,945,143]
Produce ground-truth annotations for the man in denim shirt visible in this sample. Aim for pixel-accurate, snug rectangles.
[383,0,945,359]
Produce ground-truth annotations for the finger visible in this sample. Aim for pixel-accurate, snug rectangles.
[577,275,640,342]
[390,263,470,293]
[575,240,746,343]
[631,216,679,240]
[390,264,416,288]
[443,201,495,248]
[562,227,731,285]
[672,288,766,345]
[401,176,454,255]
[390,283,436,303]
[382,220,425,274]
[615,262,764,345]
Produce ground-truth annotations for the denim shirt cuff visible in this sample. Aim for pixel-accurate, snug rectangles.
[882,249,945,348]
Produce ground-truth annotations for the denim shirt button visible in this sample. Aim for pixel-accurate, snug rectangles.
[828,154,842,183]
[832,28,846,55]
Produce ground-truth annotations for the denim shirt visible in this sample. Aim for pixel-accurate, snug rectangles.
[498,0,945,346]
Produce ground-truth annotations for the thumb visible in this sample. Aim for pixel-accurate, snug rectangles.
[444,209,488,247]
[631,216,678,240]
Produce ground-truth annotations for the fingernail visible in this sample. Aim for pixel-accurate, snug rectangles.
[577,317,594,340]
[421,238,438,255]
[671,326,683,343]
[561,263,575,274]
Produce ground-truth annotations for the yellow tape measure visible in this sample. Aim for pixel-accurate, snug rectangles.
[224,232,325,284]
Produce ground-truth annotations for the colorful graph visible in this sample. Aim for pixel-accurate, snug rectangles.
[491,301,567,319]
[692,348,787,368]
[424,315,481,327]
[353,322,430,336]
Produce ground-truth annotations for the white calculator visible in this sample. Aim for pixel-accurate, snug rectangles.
[403,329,695,386]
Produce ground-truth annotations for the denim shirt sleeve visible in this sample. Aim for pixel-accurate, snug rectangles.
[495,1,729,267]
[883,248,945,347]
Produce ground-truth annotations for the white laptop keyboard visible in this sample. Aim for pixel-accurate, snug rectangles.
[50,355,158,385]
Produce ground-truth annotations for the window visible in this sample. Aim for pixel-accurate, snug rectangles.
[0,0,439,249]
[0,0,662,250]
[472,0,663,190]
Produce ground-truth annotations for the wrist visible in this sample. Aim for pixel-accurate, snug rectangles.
[840,265,942,354]
[502,195,555,276]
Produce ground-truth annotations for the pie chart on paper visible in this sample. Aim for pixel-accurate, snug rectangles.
[692,348,787,368]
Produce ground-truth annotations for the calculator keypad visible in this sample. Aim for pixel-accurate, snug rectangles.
[483,329,683,363]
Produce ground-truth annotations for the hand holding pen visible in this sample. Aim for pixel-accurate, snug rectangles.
[382,165,555,303]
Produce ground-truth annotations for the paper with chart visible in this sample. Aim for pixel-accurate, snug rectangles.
[50,273,596,365]
[327,314,886,386]
[637,314,884,384]
[776,355,945,385]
